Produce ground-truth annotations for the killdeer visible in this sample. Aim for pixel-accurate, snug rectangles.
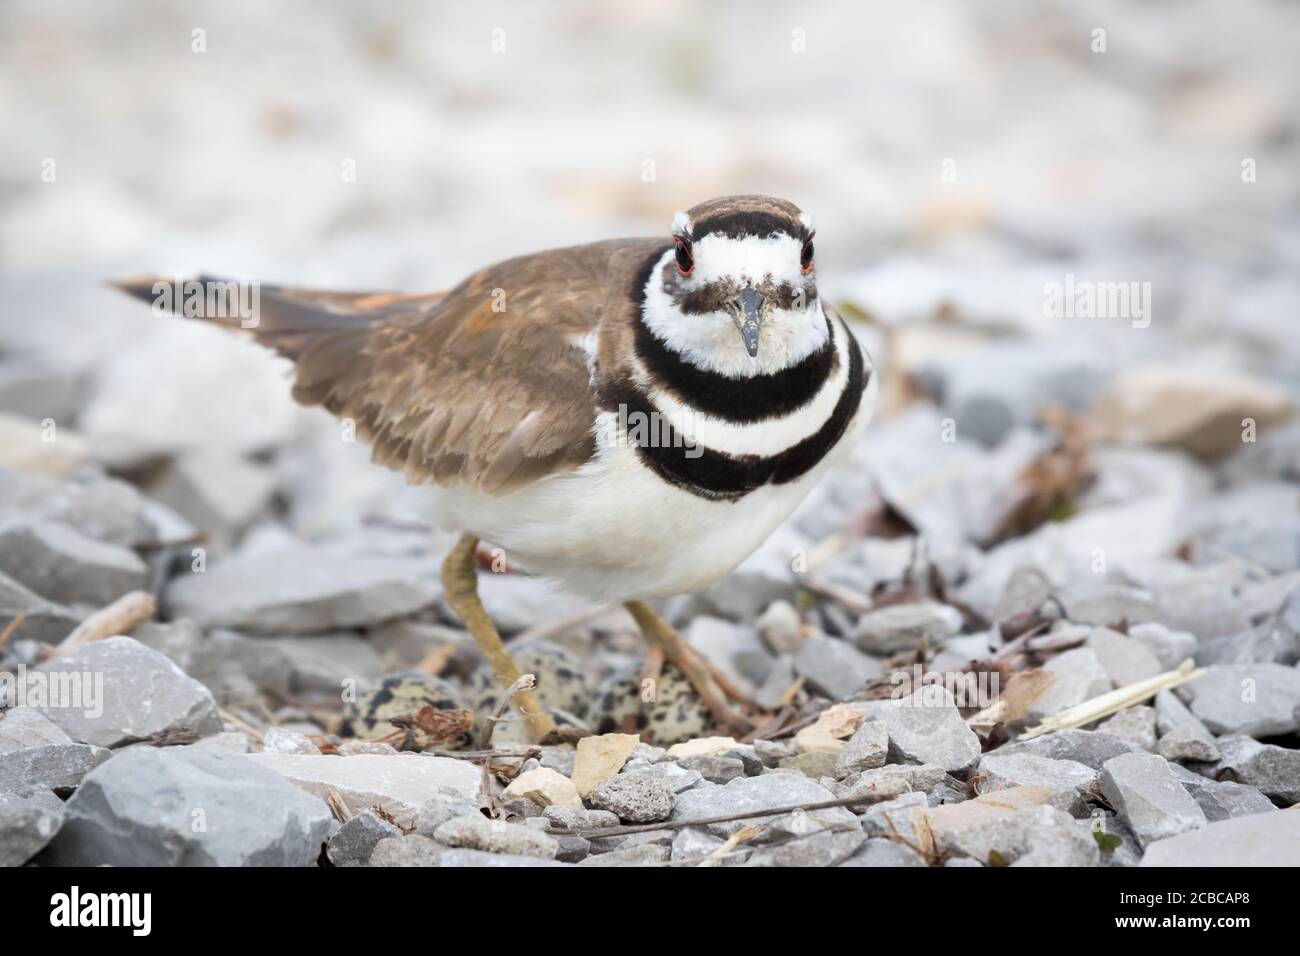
[117,195,877,741]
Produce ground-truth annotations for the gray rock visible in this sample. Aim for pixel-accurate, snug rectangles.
[0,789,64,866]
[433,813,558,859]
[414,788,484,836]
[744,823,866,867]
[242,752,480,830]
[0,706,111,792]
[860,792,928,841]
[842,764,947,802]
[995,729,1141,771]
[327,809,401,867]
[130,620,294,705]
[676,754,746,784]
[834,718,888,778]
[144,452,276,537]
[436,848,570,867]
[672,773,856,837]
[1140,810,1300,867]
[263,727,320,755]
[1181,778,1278,823]
[1086,629,1163,687]
[589,770,676,823]
[0,570,81,644]
[578,842,670,866]
[165,538,439,633]
[977,753,1098,817]
[45,748,331,866]
[1084,812,1144,867]
[0,469,152,550]
[1212,735,1300,804]
[1128,623,1198,671]
[1176,664,1300,736]
[756,600,804,655]
[940,803,1101,867]
[369,834,446,867]
[1027,648,1113,720]
[793,632,882,700]
[841,839,928,867]
[853,602,962,654]
[0,519,147,607]
[1099,752,1206,848]
[671,828,728,864]
[876,686,981,772]
[1154,690,1220,762]
[191,731,256,754]
[1197,622,1299,667]
[542,805,619,830]
[31,636,222,748]
[1095,706,1157,751]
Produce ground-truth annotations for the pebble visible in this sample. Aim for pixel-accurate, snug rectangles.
[0,706,111,792]
[369,834,447,867]
[1085,629,1163,687]
[578,842,671,867]
[0,789,64,866]
[501,767,582,807]
[1139,810,1300,867]
[589,770,676,823]
[542,805,620,830]
[1154,690,1220,763]
[0,519,147,607]
[165,537,439,633]
[841,839,929,867]
[0,570,82,644]
[263,727,321,755]
[793,633,883,700]
[876,686,981,772]
[45,748,331,866]
[672,773,856,837]
[977,753,1098,817]
[994,729,1141,770]
[243,752,481,829]
[30,636,222,748]
[842,764,947,802]
[853,602,963,654]
[1027,648,1113,721]
[1176,664,1300,737]
[1212,735,1300,804]
[834,718,888,778]
[327,809,402,867]
[414,788,482,835]
[1128,623,1198,671]
[1095,706,1157,751]
[756,599,804,654]
[571,732,640,798]
[1098,752,1207,849]
[433,814,558,860]
[676,754,746,784]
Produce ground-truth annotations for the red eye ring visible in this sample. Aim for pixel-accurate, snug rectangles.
[800,238,815,274]
[674,238,694,276]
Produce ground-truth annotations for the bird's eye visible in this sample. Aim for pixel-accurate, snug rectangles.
[674,238,694,277]
[800,238,815,273]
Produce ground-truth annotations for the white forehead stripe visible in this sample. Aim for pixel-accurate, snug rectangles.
[690,232,805,285]
[671,210,693,237]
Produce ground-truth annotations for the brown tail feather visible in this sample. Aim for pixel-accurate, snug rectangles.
[110,275,446,360]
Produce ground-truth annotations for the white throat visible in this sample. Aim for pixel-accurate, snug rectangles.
[640,249,829,378]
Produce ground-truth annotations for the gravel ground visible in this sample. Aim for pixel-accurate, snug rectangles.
[1,1,1298,867]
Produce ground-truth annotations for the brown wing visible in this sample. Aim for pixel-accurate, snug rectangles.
[289,238,664,494]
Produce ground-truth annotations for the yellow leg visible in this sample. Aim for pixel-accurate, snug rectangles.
[624,601,754,735]
[441,534,556,743]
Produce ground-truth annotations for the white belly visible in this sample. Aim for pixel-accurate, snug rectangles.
[426,364,877,602]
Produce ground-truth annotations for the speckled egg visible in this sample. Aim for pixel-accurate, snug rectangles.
[470,640,593,721]
[340,673,466,740]
[592,663,710,744]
